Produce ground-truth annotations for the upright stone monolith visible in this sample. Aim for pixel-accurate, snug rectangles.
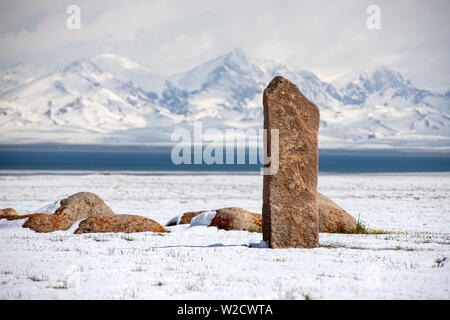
[262,76,320,248]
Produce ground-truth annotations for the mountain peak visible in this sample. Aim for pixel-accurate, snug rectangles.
[170,48,253,91]
[89,53,146,71]
[210,48,249,67]
[91,53,119,60]
[225,48,247,60]
[371,66,407,90]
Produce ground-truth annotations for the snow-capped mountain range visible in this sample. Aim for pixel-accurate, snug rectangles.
[0,49,449,149]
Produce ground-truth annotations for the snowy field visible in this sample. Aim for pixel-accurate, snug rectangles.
[0,172,449,300]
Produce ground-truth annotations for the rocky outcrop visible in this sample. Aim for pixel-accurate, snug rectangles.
[318,193,357,233]
[262,76,320,248]
[74,214,166,234]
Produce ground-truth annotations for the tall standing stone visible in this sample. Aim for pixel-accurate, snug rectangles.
[262,76,320,248]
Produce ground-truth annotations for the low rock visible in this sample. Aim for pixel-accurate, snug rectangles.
[21,192,115,232]
[182,210,210,224]
[22,213,70,233]
[166,210,206,226]
[74,214,166,234]
[167,207,262,232]
[0,213,36,221]
[317,193,357,233]
[211,207,262,232]
[54,192,115,221]
[2,193,166,234]
[0,208,18,217]
[168,194,356,233]
[1,212,70,233]
[3,211,90,233]
[190,211,217,227]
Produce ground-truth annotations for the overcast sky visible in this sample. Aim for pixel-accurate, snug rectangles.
[0,0,449,88]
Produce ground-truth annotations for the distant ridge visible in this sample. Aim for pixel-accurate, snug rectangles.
[0,49,448,149]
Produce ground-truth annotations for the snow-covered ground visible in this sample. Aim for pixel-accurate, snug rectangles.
[0,172,449,299]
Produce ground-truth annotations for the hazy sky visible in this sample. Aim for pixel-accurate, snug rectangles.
[0,0,449,88]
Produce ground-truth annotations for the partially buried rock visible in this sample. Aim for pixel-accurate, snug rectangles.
[317,193,357,233]
[54,192,115,220]
[0,208,18,217]
[74,214,166,234]
[262,76,320,248]
[211,207,262,232]
[180,210,207,225]
[167,207,262,232]
[166,210,206,226]
[2,192,166,234]
[168,196,356,233]
[21,192,115,233]
[22,213,67,233]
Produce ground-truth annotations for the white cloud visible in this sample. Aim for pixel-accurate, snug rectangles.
[0,0,449,87]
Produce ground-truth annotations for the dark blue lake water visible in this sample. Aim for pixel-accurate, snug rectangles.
[0,148,449,173]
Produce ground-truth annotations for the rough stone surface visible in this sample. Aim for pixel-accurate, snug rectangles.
[0,212,70,233]
[211,207,262,232]
[166,210,206,226]
[2,192,166,234]
[22,213,70,233]
[0,213,32,221]
[180,210,207,225]
[74,214,166,234]
[0,208,18,217]
[20,192,115,233]
[165,210,207,226]
[54,192,115,221]
[262,76,320,248]
[318,193,357,233]
[167,207,262,232]
[168,195,355,233]
[4,193,355,234]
